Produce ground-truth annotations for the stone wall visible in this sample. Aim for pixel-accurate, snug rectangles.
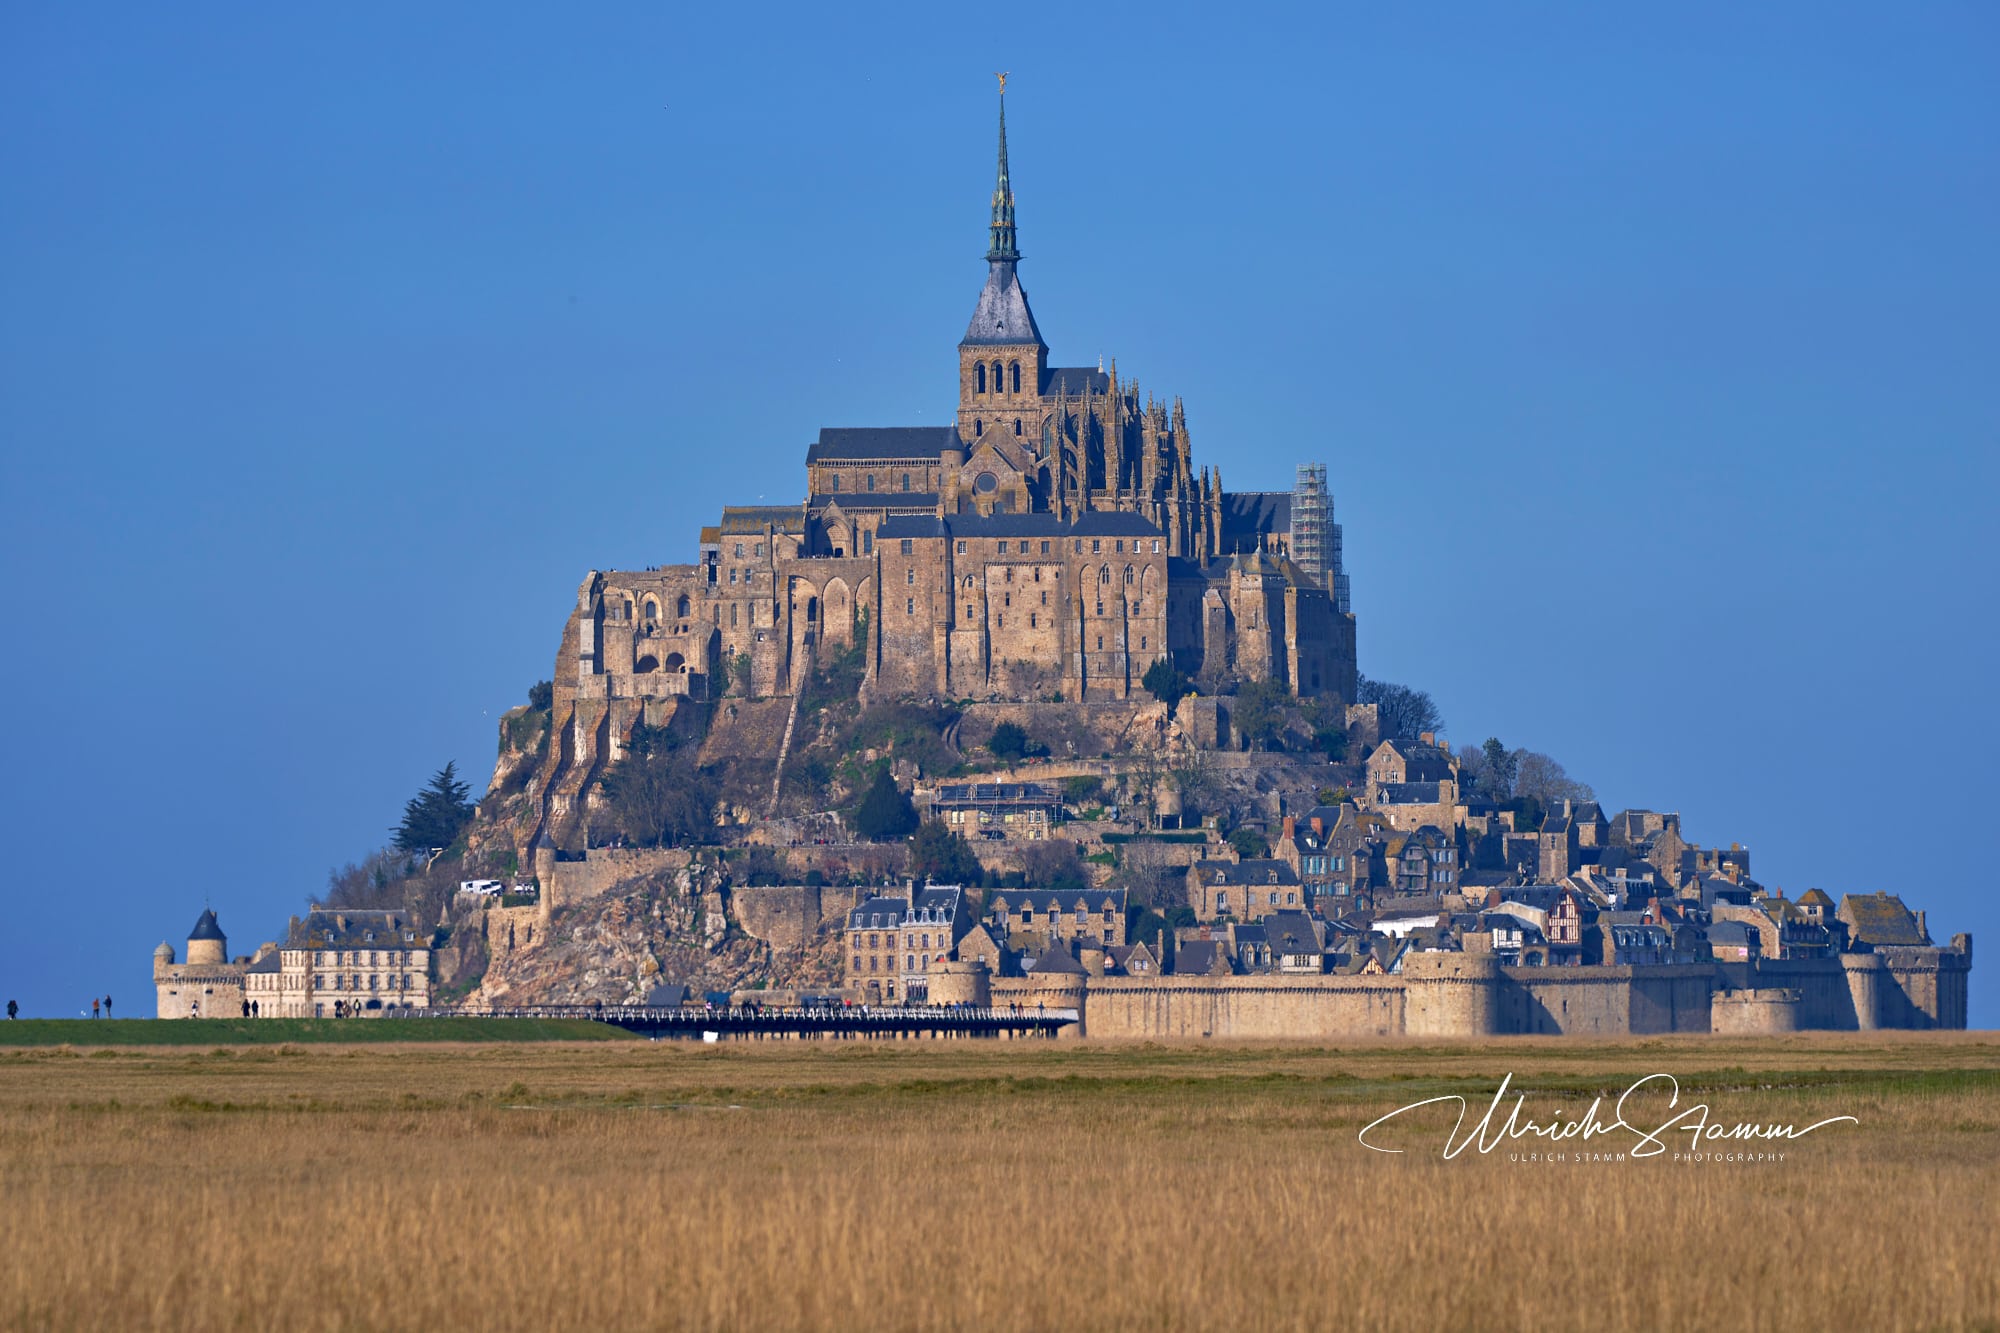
[542,847,691,913]
[1498,965,1713,1035]
[1711,988,1803,1034]
[1069,975,1405,1040]
[733,885,830,950]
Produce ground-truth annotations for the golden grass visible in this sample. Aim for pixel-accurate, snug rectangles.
[1,1033,1996,1331]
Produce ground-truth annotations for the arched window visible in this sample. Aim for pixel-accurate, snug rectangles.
[975,363,987,394]
[1013,418,1022,436]
[975,419,983,436]
[991,361,1003,393]
[831,474,841,492]
[1124,565,1134,585]
[642,598,659,620]
[901,473,910,491]
[676,595,691,618]
[866,474,875,491]
[1099,567,1110,584]
[1010,361,1020,393]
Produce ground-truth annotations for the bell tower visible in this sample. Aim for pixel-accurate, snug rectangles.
[957,78,1046,450]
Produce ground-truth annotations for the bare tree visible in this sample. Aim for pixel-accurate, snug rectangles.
[1357,676,1444,740]
[1512,750,1594,806]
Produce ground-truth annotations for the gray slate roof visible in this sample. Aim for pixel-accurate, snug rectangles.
[1220,492,1292,544]
[877,511,1162,541]
[809,493,942,511]
[807,427,962,463]
[1042,366,1110,395]
[188,908,225,942]
[961,261,1046,347]
[289,910,424,949]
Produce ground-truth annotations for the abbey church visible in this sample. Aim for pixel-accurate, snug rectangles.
[561,92,1356,713]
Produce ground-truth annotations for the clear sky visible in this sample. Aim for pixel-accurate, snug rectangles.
[2,4,1994,1024]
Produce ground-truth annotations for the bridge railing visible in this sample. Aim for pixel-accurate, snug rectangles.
[444,1004,1080,1025]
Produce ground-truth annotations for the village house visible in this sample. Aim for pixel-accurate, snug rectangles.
[929,781,1065,841]
[1187,859,1304,920]
[843,884,971,1002]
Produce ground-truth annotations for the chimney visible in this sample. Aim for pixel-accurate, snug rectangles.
[1310,816,1325,837]
[1419,731,1434,747]
[1281,814,1296,842]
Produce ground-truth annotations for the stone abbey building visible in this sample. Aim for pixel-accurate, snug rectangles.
[560,92,1356,713]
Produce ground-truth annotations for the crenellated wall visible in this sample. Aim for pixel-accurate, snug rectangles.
[1006,952,1967,1040]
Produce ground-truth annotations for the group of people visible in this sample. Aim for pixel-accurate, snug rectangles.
[88,996,114,1018]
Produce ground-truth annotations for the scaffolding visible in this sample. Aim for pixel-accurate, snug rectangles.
[1291,462,1350,614]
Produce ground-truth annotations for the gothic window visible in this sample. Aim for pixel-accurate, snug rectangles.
[975,419,983,436]
[976,363,987,394]
[862,531,873,554]
[1100,567,1111,584]
[991,361,1002,391]
[866,474,876,491]
[643,598,658,620]
[964,575,974,588]
[831,474,841,492]
[730,604,738,627]
[1013,418,1022,436]
[1010,361,1020,393]
[677,595,691,617]
[1124,566,1134,585]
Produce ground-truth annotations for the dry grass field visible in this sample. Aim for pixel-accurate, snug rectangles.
[1,1031,1995,1331]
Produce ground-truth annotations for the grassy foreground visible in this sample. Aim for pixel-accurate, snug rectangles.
[0,1016,636,1045]
[1,1033,1995,1331]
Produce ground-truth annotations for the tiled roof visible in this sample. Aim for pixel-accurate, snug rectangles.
[1220,492,1292,544]
[877,511,1163,541]
[807,427,962,462]
[289,910,424,949]
[809,493,941,511]
[1839,892,1930,947]
[1197,860,1300,885]
[961,260,1046,347]
[1042,366,1110,395]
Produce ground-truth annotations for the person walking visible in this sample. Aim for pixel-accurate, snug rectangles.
[6,1000,15,1020]
[91,998,100,1019]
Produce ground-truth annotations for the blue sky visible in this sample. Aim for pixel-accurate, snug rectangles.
[2,3,1994,1024]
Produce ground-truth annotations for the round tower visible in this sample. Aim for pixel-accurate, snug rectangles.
[1401,951,1503,1037]
[928,959,991,1008]
[1841,952,1887,1031]
[152,941,175,977]
[185,909,227,967]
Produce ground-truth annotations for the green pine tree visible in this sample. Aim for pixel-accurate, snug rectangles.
[394,762,475,852]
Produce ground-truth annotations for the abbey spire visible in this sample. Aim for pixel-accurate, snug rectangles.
[987,83,1019,263]
[962,82,1043,352]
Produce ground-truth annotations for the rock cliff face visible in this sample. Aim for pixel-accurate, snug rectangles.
[471,864,845,1008]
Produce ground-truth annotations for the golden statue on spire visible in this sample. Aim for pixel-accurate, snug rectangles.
[996,71,1008,94]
